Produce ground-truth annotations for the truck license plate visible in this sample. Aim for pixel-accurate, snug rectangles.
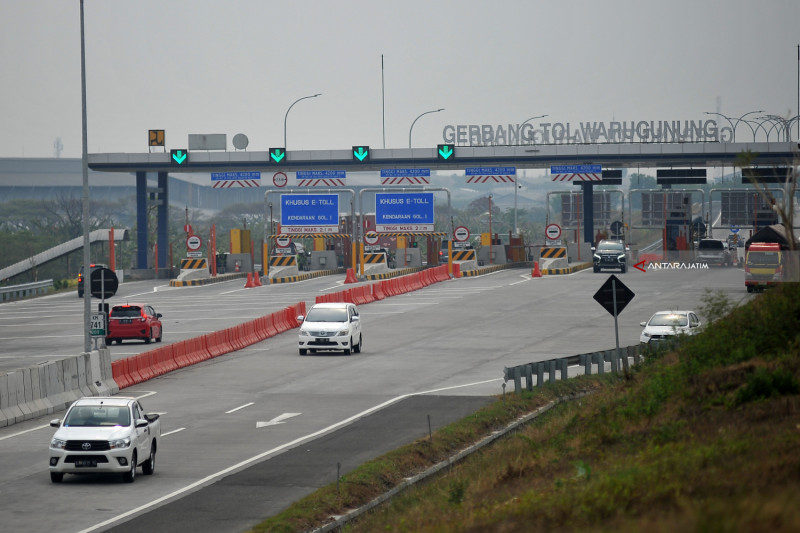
[75,459,97,467]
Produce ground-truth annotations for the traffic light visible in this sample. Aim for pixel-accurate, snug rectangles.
[437,144,454,161]
[170,149,188,166]
[269,147,286,163]
[352,146,370,162]
[411,240,418,248]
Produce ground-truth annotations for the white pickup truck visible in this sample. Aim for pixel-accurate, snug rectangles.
[49,396,160,483]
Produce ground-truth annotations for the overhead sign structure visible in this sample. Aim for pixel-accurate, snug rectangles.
[352,146,370,162]
[375,192,434,232]
[280,194,340,234]
[296,170,346,187]
[465,166,516,184]
[269,147,286,163]
[170,149,188,166]
[437,144,455,160]
[211,171,261,188]
[551,164,602,181]
[380,168,431,185]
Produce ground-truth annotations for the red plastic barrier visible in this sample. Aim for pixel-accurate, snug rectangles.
[264,314,279,337]
[124,355,143,385]
[206,331,226,358]
[253,317,268,342]
[452,263,461,278]
[296,301,307,317]
[272,310,288,333]
[172,340,191,368]
[372,282,385,300]
[284,307,300,329]
[158,345,179,373]
[111,359,132,389]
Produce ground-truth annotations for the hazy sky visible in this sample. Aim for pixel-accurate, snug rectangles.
[2,0,799,159]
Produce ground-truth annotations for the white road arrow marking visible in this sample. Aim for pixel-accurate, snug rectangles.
[256,412,302,428]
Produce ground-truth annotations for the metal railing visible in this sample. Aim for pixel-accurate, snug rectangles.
[0,279,54,302]
[504,345,642,392]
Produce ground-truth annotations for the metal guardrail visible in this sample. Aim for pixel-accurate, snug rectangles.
[0,279,54,302]
[503,345,642,392]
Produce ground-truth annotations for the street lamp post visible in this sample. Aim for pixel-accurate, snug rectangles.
[408,108,444,148]
[520,114,548,144]
[284,93,321,149]
[704,110,764,142]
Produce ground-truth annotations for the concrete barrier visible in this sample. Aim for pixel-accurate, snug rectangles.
[0,349,118,427]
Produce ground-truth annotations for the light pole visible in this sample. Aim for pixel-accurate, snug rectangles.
[520,114,548,144]
[284,93,321,149]
[704,110,764,142]
[409,108,444,148]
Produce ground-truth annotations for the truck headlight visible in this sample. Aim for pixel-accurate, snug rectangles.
[336,329,350,337]
[593,254,600,261]
[50,438,67,450]
[109,437,131,449]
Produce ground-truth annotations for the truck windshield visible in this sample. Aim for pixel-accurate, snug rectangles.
[64,406,130,427]
[748,252,780,266]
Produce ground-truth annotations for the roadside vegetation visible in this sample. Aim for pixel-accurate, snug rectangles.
[251,283,800,532]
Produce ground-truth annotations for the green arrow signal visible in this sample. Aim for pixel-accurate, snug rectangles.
[353,146,369,161]
[172,150,187,164]
[439,145,454,159]
[270,148,285,163]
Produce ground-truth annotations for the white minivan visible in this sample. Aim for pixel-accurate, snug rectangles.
[297,302,362,356]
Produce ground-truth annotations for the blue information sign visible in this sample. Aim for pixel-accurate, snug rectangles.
[281,194,339,232]
[465,167,516,175]
[550,164,602,173]
[380,168,431,178]
[375,193,434,231]
[211,171,261,181]
[296,170,347,179]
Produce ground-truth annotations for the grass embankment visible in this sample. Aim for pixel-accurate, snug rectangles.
[252,284,800,533]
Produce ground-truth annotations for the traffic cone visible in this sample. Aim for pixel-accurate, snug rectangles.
[532,261,542,278]
[244,273,256,288]
[344,268,358,284]
[254,273,263,286]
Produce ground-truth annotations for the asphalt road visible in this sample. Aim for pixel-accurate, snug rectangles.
[0,265,750,532]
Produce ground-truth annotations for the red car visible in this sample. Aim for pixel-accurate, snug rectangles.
[106,303,163,344]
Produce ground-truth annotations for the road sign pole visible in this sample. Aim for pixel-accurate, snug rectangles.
[612,278,620,373]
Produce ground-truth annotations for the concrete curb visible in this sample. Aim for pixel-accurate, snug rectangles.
[169,272,249,287]
[0,349,119,427]
[542,262,593,275]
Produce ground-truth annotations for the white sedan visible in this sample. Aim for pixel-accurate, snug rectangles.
[298,302,362,356]
[639,310,701,344]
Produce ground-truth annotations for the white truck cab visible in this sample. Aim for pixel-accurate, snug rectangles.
[49,396,160,483]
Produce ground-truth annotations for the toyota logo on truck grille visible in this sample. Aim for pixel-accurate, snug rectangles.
[82,442,92,450]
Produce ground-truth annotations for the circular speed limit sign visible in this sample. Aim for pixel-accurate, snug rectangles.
[545,223,562,240]
[454,226,470,242]
[275,234,291,247]
[272,172,288,187]
[186,234,203,251]
[364,232,379,245]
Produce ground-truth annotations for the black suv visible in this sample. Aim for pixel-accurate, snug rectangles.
[592,240,628,273]
[77,264,106,298]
